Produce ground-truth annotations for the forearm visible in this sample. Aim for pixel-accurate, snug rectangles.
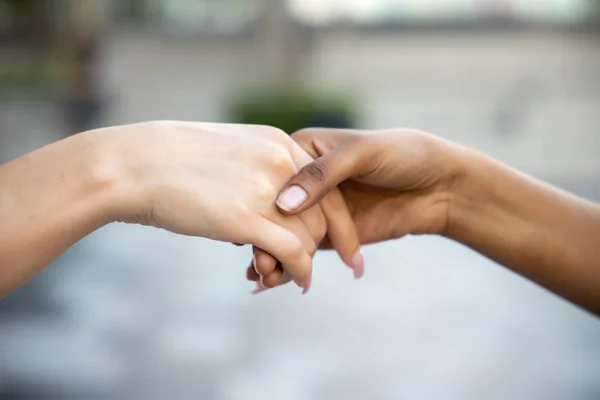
[0,132,118,296]
[446,148,600,313]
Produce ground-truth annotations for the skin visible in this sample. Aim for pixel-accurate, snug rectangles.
[0,121,361,297]
[252,128,600,316]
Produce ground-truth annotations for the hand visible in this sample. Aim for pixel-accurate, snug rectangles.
[249,128,465,287]
[248,127,600,314]
[0,120,363,296]
[98,121,358,291]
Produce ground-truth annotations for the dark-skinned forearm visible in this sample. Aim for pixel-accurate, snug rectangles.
[446,148,600,314]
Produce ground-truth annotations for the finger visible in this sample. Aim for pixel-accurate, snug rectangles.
[252,247,278,276]
[247,256,290,285]
[249,266,290,294]
[276,136,366,215]
[247,265,260,281]
[251,269,288,295]
[258,268,293,291]
[252,281,269,295]
[320,188,364,279]
[284,128,364,278]
[233,242,245,247]
[249,219,313,292]
[292,128,361,158]
[261,264,284,288]
[278,271,293,286]
[249,269,291,295]
[285,131,365,278]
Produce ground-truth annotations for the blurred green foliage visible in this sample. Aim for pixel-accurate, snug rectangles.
[228,88,359,134]
[0,59,67,97]
[4,0,36,11]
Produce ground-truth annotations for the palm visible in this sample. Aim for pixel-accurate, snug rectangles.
[319,179,447,249]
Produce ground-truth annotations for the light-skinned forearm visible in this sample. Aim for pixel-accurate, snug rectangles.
[447,148,600,314]
[0,132,118,297]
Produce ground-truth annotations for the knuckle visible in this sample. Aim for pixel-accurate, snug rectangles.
[249,142,295,178]
[253,176,276,198]
[269,148,295,173]
[255,143,296,178]
[300,160,327,183]
[262,126,290,141]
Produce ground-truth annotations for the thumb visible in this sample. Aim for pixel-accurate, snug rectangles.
[276,138,361,215]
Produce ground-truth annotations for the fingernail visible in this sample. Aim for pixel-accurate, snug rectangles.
[302,276,312,295]
[252,255,257,271]
[252,281,269,295]
[277,185,308,212]
[351,250,365,279]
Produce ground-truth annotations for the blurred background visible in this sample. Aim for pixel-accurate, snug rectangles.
[1,0,600,399]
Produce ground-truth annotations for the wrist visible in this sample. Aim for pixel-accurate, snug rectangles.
[442,143,490,240]
[0,129,123,295]
[77,128,134,225]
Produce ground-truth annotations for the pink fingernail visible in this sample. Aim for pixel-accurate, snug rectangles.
[276,185,308,212]
[351,250,365,279]
[252,282,269,295]
[302,276,312,295]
